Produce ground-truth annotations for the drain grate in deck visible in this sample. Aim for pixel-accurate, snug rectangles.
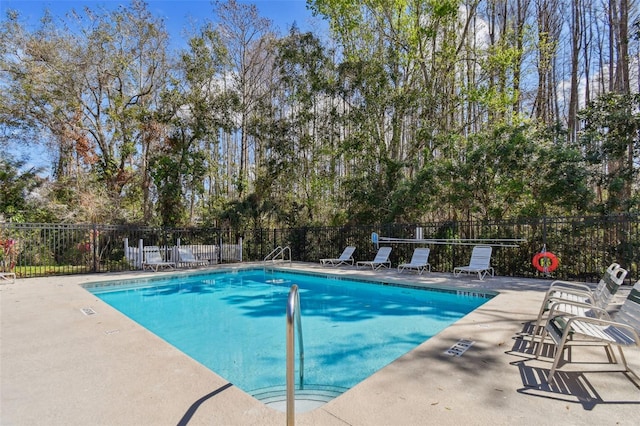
[445,339,474,357]
[80,307,96,316]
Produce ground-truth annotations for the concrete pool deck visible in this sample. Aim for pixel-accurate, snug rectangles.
[1,263,639,425]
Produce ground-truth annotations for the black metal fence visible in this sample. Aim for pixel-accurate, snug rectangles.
[0,223,243,278]
[1,214,639,282]
[260,215,639,283]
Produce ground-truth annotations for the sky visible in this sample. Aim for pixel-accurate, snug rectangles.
[0,0,327,48]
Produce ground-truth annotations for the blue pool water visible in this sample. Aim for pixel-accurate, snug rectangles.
[87,269,492,398]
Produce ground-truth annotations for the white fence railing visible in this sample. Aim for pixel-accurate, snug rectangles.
[123,238,243,269]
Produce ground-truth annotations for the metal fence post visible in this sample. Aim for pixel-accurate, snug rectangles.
[92,223,98,272]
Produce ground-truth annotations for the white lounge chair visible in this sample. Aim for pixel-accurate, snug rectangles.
[538,280,640,384]
[175,247,209,268]
[320,246,356,266]
[1,272,16,284]
[453,245,494,280]
[543,263,623,300]
[142,246,176,272]
[188,244,218,264]
[530,263,627,338]
[398,248,431,274]
[357,247,392,270]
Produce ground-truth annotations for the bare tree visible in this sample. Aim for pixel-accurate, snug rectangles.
[567,0,582,142]
[533,0,562,124]
[213,0,275,198]
[609,0,631,93]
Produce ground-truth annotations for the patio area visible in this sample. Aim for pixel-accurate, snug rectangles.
[1,263,639,425]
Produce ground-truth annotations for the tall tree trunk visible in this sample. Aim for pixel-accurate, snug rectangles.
[568,0,581,143]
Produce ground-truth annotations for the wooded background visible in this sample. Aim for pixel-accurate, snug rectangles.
[1,0,639,230]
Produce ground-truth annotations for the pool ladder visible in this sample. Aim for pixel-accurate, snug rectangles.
[264,246,292,265]
[286,285,304,426]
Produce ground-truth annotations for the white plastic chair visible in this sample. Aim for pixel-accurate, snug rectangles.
[142,246,176,272]
[320,246,356,266]
[453,245,494,280]
[530,263,627,339]
[175,247,209,268]
[357,247,392,270]
[538,280,640,384]
[398,248,431,274]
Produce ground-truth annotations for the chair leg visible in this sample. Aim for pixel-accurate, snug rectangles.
[531,301,548,338]
[616,346,640,383]
[545,326,585,384]
[534,326,550,358]
[603,343,618,364]
[615,345,629,371]
[546,340,568,383]
[549,343,633,384]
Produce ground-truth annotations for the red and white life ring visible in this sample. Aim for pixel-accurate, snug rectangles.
[532,251,559,273]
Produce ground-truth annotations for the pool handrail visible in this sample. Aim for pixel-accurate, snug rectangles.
[264,246,292,264]
[286,284,304,425]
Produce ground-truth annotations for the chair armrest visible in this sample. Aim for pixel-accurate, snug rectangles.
[541,290,592,310]
[547,299,610,320]
[542,286,593,303]
[549,280,593,293]
[565,316,640,342]
[547,281,593,296]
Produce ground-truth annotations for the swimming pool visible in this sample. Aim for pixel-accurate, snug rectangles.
[86,268,493,404]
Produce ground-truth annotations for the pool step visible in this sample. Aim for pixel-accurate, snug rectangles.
[251,385,348,412]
